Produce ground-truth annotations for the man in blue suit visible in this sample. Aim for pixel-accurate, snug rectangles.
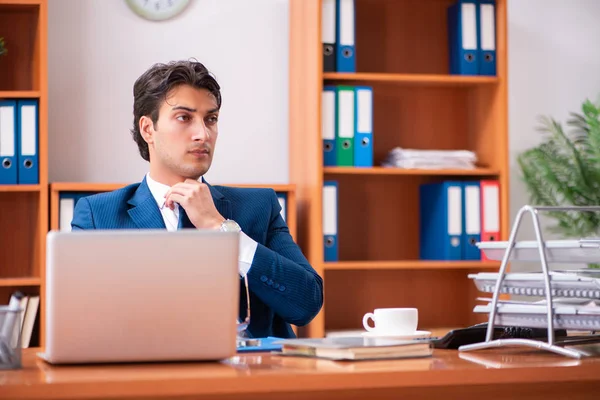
[71,59,323,339]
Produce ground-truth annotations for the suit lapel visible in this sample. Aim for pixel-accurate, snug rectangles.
[203,178,232,220]
[127,177,167,229]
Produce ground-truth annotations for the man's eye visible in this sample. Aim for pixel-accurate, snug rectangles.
[176,115,190,121]
[207,116,218,124]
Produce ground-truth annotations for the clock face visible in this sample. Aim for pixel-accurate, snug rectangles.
[125,0,191,21]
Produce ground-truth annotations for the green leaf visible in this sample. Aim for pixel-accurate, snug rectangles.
[517,98,600,238]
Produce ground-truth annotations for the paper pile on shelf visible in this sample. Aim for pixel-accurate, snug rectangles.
[381,147,477,169]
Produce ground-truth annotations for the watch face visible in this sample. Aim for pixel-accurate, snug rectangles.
[125,0,190,21]
[222,220,241,232]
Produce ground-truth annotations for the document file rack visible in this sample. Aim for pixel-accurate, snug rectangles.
[458,205,600,359]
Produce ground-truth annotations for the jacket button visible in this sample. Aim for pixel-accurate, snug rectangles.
[279,285,286,292]
[274,283,280,289]
[260,275,267,282]
[268,279,273,286]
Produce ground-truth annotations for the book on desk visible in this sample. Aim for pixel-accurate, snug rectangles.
[273,337,433,361]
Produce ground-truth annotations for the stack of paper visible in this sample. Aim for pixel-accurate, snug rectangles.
[382,147,477,170]
[469,271,600,331]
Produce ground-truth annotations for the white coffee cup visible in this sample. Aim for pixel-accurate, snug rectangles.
[362,308,418,335]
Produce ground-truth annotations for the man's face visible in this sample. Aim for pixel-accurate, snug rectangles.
[143,84,219,181]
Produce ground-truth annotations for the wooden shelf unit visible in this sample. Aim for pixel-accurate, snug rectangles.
[289,0,509,337]
[0,0,48,345]
[49,182,298,240]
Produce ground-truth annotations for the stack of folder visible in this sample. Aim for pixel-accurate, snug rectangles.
[322,0,356,73]
[322,0,497,76]
[0,99,40,185]
[447,0,497,76]
[419,180,500,261]
[322,85,373,168]
[382,148,477,170]
[322,178,499,264]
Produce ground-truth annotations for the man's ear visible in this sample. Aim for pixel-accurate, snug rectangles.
[139,116,155,144]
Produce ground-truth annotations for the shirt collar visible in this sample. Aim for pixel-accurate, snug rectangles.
[145,173,171,210]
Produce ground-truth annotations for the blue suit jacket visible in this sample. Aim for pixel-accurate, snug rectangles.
[71,177,324,339]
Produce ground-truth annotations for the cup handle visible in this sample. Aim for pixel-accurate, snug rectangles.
[362,312,376,332]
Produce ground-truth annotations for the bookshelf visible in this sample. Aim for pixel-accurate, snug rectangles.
[0,0,47,346]
[289,0,509,338]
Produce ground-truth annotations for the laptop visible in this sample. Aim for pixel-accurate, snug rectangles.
[39,229,240,364]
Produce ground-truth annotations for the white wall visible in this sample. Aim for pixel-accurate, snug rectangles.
[507,0,600,270]
[48,0,290,184]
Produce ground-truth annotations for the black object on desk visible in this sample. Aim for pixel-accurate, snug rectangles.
[433,323,568,350]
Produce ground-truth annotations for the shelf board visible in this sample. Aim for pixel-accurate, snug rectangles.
[0,0,42,6]
[324,260,501,271]
[0,184,40,192]
[50,182,129,193]
[230,183,296,192]
[323,167,499,176]
[0,277,41,287]
[322,72,499,87]
[0,90,41,99]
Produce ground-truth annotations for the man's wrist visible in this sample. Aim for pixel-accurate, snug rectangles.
[213,216,226,230]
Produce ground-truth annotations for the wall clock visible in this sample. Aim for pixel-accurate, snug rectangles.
[125,0,191,21]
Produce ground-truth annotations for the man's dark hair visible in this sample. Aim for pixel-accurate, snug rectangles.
[130,59,222,161]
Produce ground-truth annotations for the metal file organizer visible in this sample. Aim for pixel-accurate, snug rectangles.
[458,205,600,359]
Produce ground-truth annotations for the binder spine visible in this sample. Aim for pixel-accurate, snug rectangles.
[322,0,337,72]
[336,0,356,72]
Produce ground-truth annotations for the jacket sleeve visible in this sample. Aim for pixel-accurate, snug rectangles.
[71,197,96,230]
[246,190,324,326]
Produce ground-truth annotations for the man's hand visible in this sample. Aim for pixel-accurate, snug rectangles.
[164,179,225,229]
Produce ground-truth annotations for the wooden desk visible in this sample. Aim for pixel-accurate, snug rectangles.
[2,347,600,399]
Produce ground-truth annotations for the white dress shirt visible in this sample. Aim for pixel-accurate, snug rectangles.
[145,173,258,277]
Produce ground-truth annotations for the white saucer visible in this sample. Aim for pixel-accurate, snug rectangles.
[361,330,432,340]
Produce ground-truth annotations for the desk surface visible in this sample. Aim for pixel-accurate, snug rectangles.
[2,347,600,400]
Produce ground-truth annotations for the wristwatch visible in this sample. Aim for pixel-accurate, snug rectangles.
[220,219,242,233]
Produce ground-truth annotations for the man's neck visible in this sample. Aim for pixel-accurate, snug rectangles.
[148,167,201,187]
[147,171,184,187]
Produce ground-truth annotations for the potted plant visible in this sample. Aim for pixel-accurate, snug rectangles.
[517,98,600,259]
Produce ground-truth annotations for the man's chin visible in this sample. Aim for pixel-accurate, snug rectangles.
[180,164,210,180]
